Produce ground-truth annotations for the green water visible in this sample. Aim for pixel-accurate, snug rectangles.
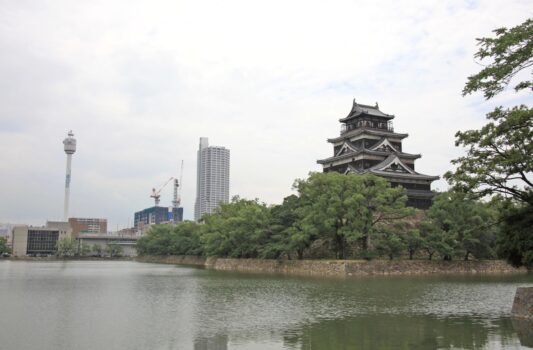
[0,260,531,350]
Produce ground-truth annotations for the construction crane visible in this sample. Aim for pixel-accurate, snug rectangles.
[150,177,174,206]
[172,160,184,208]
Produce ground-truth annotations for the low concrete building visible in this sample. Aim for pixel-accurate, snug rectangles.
[12,223,71,257]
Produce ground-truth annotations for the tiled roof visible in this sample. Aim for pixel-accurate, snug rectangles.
[339,99,394,122]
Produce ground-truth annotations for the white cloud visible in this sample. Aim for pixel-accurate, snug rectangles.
[0,0,531,227]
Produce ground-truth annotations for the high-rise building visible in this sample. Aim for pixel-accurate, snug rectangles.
[317,99,439,209]
[194,137,230,221]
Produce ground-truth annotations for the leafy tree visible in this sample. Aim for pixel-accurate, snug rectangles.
[259,195,300,259]
[92,244,103,257]
[448,17,532,203]
[0,237,11,254]
[55,237,78,257]
[427,191,496,260]
[402,228,424,260]
[106,242,123,258]
[374,225,406,260]
[418,220,444,260]
[444,106,532,203]
[78,242,91,256]
[201,197,271,258]
[293,172,414,259]
[136,225,174,255]
[169,221,204,256]
[495,200,533,269]
[447,18,532,267]
[136,222,204,256]
[462,18,532,99]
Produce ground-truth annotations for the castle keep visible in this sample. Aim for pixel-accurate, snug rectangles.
[317,99,439,209]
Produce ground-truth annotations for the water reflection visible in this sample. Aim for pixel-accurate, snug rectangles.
[281,315,522,350]
[194,334,228,350]
[512,318,533,347]
[0,261,531,350]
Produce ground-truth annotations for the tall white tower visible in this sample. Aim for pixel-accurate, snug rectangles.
[63,130,76,221]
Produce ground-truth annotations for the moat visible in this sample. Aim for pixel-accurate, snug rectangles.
[0,260,531,349]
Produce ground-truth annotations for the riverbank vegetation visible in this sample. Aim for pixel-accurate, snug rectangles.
[137,172,510,263]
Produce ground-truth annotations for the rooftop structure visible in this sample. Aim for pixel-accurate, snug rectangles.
[194,137,230,221]
[317,99,439,209]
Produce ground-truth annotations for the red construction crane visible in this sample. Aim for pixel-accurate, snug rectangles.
[150,177,174,206]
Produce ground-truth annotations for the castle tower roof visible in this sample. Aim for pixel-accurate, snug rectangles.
[339,99,394,122]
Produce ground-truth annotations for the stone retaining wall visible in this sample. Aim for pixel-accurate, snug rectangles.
[512,287,533,319]
[136,255,206,266]
[137,256,527,277]
[344,259,523,276]
[209,258,346,277]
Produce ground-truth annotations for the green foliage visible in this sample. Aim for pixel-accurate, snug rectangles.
[374,224,406,260]
[201,197,271,258]
[463,18,533,99]
[106,242,123,258]
[0,237,11,254]
[55,237,78,257]
[56,237,93,257]
[79,242,91,256]
[495,200,533,269]
[427,191,496,260]
[92,244,103,256]
[259,195,300,259]
[418,220,445,260]
[293,172,414,259]
[132,176,506,263]
[445,106,533,203]
[402,228,424,260]
[136,221,203,256]
[449,18,533,268]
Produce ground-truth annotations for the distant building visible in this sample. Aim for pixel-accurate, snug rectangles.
[194,137,230,221]
[317,99,439,209]
[170,207,184,223]
[12,222,71,257]
[117,227,136,237]
[134,206,170,231]
[68,217,107,237]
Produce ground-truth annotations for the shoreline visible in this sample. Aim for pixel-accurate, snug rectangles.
[4,256,528,277]
[2,256,133,262]
[134,255,528,277]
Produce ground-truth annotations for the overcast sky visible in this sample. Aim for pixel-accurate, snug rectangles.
[1,0,531,229]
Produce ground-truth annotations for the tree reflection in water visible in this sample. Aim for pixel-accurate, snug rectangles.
[282,315,524,350]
